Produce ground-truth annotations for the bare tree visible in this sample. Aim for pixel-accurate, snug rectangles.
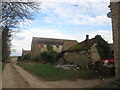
[2,26,11,62]
[1,2,41,28]
[0,1,41,61]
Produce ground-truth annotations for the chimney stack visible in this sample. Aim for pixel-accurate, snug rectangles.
[86,35,89,40]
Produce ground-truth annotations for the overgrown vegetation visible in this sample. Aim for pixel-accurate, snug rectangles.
[19,63,98,81]
[22,53,30,60]
[40,51,58,63]
[38,45,63,63]
[94,35,114,59]
[67,35,114,60]
[47,45,54,52]
[68,37,94,51]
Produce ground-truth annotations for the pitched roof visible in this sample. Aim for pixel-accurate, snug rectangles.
[67,38,94,51]
[32,37,77,45]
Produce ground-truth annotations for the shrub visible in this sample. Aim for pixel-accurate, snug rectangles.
[39,45,64,63]
[22,53,30,60]
[17,56,22,60]
[40,51,59,63]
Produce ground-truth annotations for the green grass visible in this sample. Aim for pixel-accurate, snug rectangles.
[0,62,2,71]
[19,63,98,81]
[9,56,18,59]
[0,62,6,71]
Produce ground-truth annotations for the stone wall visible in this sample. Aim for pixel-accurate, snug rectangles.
[58,51,89,68]
[110,1,120,81]
[52,45,63,52]
[58,43,100,68]
[31,44,63,60]
[90,43,100,62]
[31,44,44,60]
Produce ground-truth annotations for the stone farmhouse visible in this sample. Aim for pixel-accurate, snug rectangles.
[30,37,77,60]
[57,35,113,68]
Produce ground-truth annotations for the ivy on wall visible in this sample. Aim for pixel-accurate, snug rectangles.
[47,45,54,53]
[39,45,60,63]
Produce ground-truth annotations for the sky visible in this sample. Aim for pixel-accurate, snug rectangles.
[11,0,113,56]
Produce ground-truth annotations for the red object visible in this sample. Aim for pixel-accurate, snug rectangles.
[100,59,114,64]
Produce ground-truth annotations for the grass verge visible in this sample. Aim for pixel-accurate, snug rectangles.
[0,62,6,71]
[19,63,98,81]
[0,62,2,71]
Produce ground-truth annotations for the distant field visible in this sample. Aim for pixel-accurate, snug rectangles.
[19,63,98,81]
[9,56,18,59]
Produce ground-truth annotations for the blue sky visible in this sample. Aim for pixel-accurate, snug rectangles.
[11,0,113,56]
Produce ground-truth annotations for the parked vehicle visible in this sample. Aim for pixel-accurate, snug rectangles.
[95,59,115,75]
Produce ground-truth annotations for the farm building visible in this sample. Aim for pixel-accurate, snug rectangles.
[22,49,31,56]
[57,35,114,69]
[31,37,77,60]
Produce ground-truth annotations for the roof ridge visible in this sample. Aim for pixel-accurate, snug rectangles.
[32,37,77,41]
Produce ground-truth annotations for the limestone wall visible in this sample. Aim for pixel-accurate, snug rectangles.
[57,43,100,68]
[58,51,89,68]
[90,43,100,62]
[52,45,63,52]
[31,44,44,60]
[110,2,120,81]
[31,44,63,60]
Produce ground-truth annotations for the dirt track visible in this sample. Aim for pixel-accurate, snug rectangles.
[2,60,115,88]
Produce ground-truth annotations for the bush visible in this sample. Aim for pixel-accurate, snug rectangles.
[38,45,63,63]
[40,51,59,63]
[17,56,22,60]
[22,53,30,60]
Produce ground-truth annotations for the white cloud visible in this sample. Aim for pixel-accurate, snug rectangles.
[40,1,110,26]
[10,28,78,56]
[66,15,111,26]
[11,28,113,56]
